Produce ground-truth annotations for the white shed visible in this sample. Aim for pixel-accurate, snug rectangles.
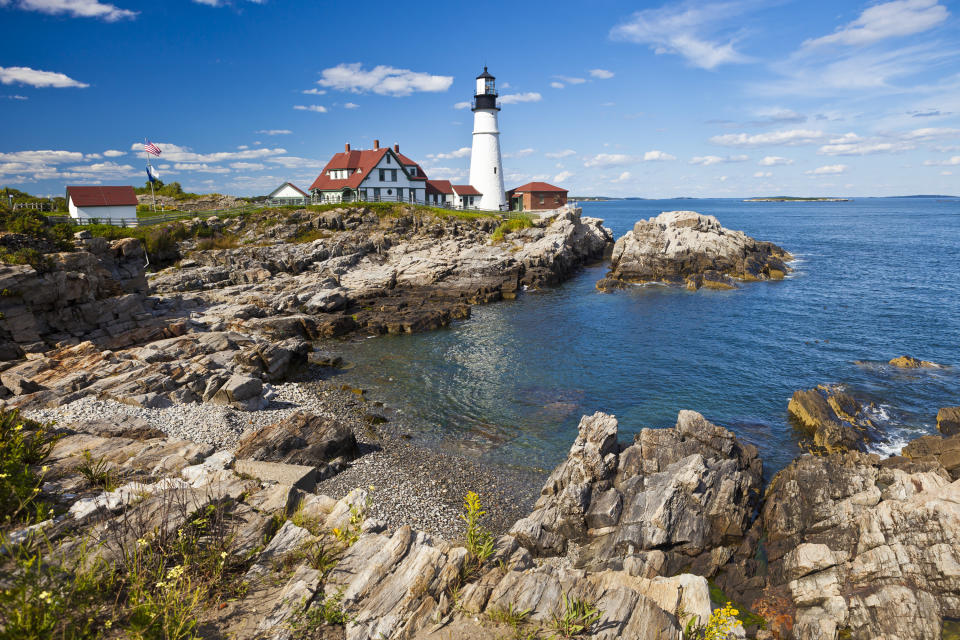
[267,182,309,204]
[66,186,138,222]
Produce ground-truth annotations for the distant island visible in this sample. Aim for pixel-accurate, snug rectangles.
[744,196,851,202]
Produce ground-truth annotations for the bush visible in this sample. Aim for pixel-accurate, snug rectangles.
[491,215,533,243]
[0,409,57,528]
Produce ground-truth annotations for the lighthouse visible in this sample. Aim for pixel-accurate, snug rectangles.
[469,67,506,211]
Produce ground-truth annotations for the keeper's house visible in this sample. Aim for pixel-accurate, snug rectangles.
[66,185,138,222]
[506,182,568,212]
[309,141,428,204]
[267,182,309,205]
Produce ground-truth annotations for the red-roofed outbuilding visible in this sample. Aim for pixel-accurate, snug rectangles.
[506,181,568,212]
[66,186,138,221]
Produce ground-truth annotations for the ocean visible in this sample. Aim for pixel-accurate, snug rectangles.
[329,198,960,477]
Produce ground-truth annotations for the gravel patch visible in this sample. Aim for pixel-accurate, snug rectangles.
[25,375,545,541]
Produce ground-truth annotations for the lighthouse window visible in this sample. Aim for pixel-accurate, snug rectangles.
[493,167,497,174]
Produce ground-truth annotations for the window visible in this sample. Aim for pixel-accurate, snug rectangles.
[493,167,497,174]
[387,189,393,196]
[386,155,391,164]
[539,196,545,205]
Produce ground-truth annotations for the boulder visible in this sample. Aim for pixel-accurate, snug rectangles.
[937,406,960,436]
[755,444,960,639]
[787,385,881,453]
[510,410,763,580]
[600,211,790,289]
[888,355,944,369]
[234,410,358,468]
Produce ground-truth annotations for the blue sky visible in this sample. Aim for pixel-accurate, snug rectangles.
[1,0,958,197]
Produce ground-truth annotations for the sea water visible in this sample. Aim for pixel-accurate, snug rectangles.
[331,198,960,476]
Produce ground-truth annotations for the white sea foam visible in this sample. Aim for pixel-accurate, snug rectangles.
[868,435,911,458]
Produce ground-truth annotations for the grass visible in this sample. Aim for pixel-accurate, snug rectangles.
[460,491,495,581]
[288,588,351,637]
[490,215,534,243]
[76,449,115,491]
[194,233,239,251]
[549,592,602,638]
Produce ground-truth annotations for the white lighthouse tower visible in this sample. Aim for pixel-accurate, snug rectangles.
[469,67,506,211]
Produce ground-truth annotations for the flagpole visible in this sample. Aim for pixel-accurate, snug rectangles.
[145,139,156,212]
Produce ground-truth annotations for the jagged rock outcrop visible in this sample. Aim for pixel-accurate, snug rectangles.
[1,331,308,411]
[0,236,150,359]
[510,410,763,580]
[151,207,612,338]
[21,413,718,640]
[901,433,960,479]
[787,385,884,453]
[598,211,790,291]
[755,450,960,640]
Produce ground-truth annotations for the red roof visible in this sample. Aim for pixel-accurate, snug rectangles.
[452,184,481,196]
[67,186,138,207]
[426,179,454,195]
[309,147,428,191]
[508,181,567,194]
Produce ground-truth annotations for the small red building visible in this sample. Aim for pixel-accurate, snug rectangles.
[506,182,568,211]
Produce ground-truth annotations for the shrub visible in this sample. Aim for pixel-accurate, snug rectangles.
[550,592,602,638]
[460,491,495,578]
[490,215,533,243]
[0,409,57,528]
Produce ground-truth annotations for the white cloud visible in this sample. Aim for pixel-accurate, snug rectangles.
[423,166,467,181]
[718,175,728,182]
[553,171,573,183]
[818,140,915,155]
[803,0,948,49]
[453,101,471,109]
[67,161,136,175]
[317,63,453,97]
[759,156,793,166]
[545,149,576,158]
[343,102,359,109]
[256,129,292,135]
[293,105,327,113]
[643,149,676,161]
[0,149,85,164]
[3,0,137,20]
[302,88,326,95]
[267,156,324,169]
[923,156,960,166]
[428,147,471,160]
[555,75,586,85]
[710,129,826,147]
[589,69,615,79]
[0,66,88,88]
[942,170,953,175]
[504,148,535,159]
[584,153,634,167]
[126,142,286,164]
[753,171,772,178]
[806,164,849,175]
[610,3,751,70]
[748,107,806,127]
[230,162,265,170]
[173,163,231,174]
[102,149,125,157]
[612,171,632,183]
[550,81,565,89]
[690,154,749,166]
[902,127,960,140]
[499,92,542,104]
[237,145,249,150]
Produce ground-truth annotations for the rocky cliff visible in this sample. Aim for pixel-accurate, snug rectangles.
[598,211,791,291]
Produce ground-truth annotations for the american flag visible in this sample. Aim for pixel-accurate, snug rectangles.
[144,140,162,157]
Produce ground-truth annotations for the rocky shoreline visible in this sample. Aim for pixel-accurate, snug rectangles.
[2,204,958,639]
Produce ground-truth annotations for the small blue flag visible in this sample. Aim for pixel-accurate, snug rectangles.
[147,164,160,183]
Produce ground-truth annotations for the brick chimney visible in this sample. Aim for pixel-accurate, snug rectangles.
[345,143,350,152]
[394,143,400,153]
[373,139,380,150]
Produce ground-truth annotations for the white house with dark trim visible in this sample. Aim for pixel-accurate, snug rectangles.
[267,182,309,204]
[308,141,428,204]
[66,186,138,222]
